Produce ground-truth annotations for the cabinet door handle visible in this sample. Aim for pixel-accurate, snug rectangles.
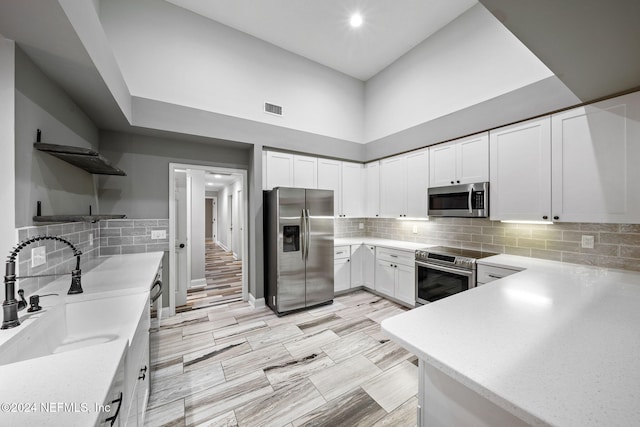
[542,215,548,220]
[336,251,345,254]
[390,254,398,258]
[487,274,504,279]
[138,372,146,381]
[105,392,123,426]
[553,216,559,220]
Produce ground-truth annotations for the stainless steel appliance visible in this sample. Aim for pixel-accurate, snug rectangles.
[264,187,334,315]
[428,182,489,218]
[415,246,496,305]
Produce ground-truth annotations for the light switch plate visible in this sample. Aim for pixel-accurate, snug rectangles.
[581,235,595,249]
[412,226,418,234]
[31,246,46,268]
[359,223,364,230]
[151,230,167,240]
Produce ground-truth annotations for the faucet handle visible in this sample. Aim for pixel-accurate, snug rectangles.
[27,295,42,312]
[16,289,27,311]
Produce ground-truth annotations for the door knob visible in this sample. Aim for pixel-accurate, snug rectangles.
[179,243,185,248]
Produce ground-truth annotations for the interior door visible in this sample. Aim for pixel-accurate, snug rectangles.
[212,197,217,243]
[175,173,188,307]
[236,189,243,260]
[305,189,334,307]
[227,194,233,254]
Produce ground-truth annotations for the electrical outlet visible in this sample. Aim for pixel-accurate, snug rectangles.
[89,233,93,247]
[31,246,46,268]
[581,235,595,249]
[358,223,364,230]
[151,230,167,240]
[412,225,418,234]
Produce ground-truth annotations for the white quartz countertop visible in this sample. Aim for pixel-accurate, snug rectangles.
[0,339,128,426]
[41,252,164,301]
[335,237,431,252]
[383,255,640,427]
[0,252,163,425]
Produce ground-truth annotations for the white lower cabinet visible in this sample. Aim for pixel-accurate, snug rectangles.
[99,350,126,426]
[334,246,351,293]
[395,263,415,305]
[362,245,375,290]
[124,295,151,427]
[476,264,522,285]
[350,245,363,287]
[374,248,415,307]
[375,259,396,296]
[335,244,412,306]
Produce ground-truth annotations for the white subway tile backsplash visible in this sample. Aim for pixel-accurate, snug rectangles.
[13,219,170,297]
[334,217,640,273]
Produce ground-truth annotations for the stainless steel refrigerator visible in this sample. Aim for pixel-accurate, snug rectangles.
[264,187,334,315]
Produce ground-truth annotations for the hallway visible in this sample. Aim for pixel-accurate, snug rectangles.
[176,239,243,313]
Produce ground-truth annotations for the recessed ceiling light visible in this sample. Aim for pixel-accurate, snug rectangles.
[214,174,222,178]
[350,13,363,28]
[206,182,214,186]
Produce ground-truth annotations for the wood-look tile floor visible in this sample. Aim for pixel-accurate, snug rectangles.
[177,240,243,313]
[146,291,418,427]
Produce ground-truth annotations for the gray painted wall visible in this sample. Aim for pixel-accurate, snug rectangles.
[98,130,264,301]
[14,47,99,227]
[0,38,16,256]
[98,130,250,218]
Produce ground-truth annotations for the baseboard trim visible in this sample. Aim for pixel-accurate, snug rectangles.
[218,242,229,252]
[248,294,265,309]
[190,278,207,287]
[160,306,171,319]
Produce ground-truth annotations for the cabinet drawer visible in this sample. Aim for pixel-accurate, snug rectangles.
[334,246,350,259]
[477,264,522,284]
[376,247,414,265]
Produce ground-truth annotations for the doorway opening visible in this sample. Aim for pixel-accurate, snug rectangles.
[168,163,248,316]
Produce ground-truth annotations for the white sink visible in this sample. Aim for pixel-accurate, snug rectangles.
[0,293,148,366]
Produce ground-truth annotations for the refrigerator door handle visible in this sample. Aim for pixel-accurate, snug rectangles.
[305,208,311,260]
[301,209,306,260]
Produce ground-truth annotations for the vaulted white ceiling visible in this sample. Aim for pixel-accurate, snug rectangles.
[165,0,477,81]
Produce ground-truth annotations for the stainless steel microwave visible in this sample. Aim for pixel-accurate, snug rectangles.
[427,182,489,218]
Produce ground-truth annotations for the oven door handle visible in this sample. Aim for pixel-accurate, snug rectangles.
[415,261,474,278]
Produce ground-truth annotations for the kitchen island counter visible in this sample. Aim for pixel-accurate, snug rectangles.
[382,256,640,426]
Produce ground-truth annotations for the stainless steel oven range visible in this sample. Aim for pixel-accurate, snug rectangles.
[415,246,496,305]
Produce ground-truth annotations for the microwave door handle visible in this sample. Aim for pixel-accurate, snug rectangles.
[468,187,473,214]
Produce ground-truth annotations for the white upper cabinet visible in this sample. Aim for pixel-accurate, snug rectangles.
[429,143,457,187]
[365,161,380,218]
[380,155,407,218]
[490,117,552,222]
[341,162,364,217]
[265,151,294,190]
[458,133,489,184]
[551,91,640,223]
[317,158,342,217]
[430,133,489,187]
[405,150,429,217]
[265,152,318,190]
[380,150,429,218]
[293,155,318,189]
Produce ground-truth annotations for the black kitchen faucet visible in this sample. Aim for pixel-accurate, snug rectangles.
[1,235,83,329]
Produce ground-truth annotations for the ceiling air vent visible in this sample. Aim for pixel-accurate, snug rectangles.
[264,102,283,117]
